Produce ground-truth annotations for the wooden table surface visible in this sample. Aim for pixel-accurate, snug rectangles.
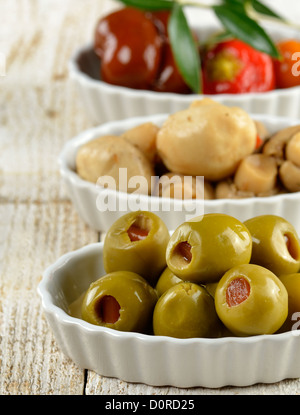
[1,0,300,395]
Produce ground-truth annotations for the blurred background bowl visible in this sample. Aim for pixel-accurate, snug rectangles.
[69,23,300,125]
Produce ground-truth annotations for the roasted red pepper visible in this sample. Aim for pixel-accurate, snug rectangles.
[202,39,275,94]
[274,39,300,89]
[94,7,193,93]
[94,7,162,90]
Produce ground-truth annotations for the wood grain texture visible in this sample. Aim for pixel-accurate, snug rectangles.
[0,201,98,394]
[1,0,300,395]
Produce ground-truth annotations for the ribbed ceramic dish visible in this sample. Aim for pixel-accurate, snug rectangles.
[38,241,300,388]
[69,23,300,124]
[59,113,300,233]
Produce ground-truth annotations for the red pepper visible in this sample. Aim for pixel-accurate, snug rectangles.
[202,39,275,94]
[255,134,263,150]
[274,39,300,89]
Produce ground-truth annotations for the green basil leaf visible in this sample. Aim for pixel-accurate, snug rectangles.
[250,0,286,21]
[213,4,280,58]
[117,0,174,10]
[168,3,201,93]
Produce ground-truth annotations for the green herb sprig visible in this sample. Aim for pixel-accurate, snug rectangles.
[117,0,293,93]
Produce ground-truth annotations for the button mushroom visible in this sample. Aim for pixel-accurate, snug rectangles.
[279,161,300,192]
[121,122,159,163]
[76,135,155,195]
[263,124,300,164]
[263,124,300,192]
[215,176,280,199]
[285,132,300,168]
[156,99,256,181]
[215,179,255,199]
[234,153,278,195]
[155,172,214,199]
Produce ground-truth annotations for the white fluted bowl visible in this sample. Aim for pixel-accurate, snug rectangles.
[69,23,300,125]
[38,241,300,388]
[59,112,300,233]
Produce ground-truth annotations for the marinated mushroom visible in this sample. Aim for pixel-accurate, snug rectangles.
[76,135,154,194]
[233,153,278,195]
[155,172,214,199]
[285,132,300,167]
[263,124,300,164]
[263,125,300,193]
[215,177,281,199]
[121,122,159,163]
[156,99,256,181]
[279,160,300,192]
[215,179,256,199]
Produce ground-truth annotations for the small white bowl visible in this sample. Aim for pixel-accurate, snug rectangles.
[59,112,300,233]
[69,23,300,124]
[38,241,300,388]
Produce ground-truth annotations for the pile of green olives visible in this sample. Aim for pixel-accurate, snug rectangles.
[69,211,300,339]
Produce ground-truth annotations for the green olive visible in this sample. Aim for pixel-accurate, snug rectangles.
[205,282,218,298]
[155,267,183,297]
[81,271,158,333]
[166,213,252,284]
[103,211,170,286]
[244,215,300,276]
[278,273,300,332]
[153,282,221,338]
[215,264,288,336]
